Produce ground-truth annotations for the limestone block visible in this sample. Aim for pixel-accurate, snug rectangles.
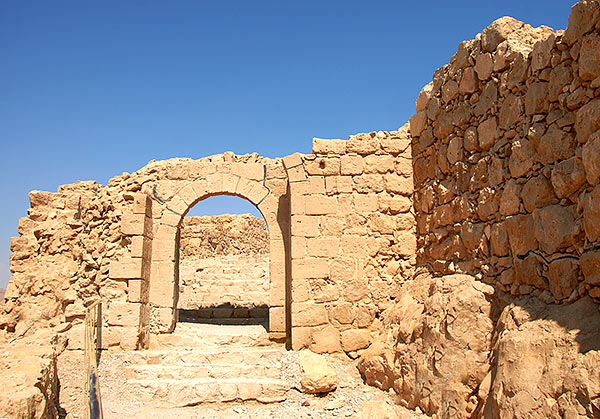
[312,138,347,155]
[533,205,576,254]
[581,250,600,286]
[576,99,600,144]
[582,130,600,185]
[481,16,522,52]
[308,176,325,195]
[305,196,337,215]
[580,32,600,80]
[583,185,600,242]
[395,231,416,257]
[341,236,366,257]
[107,301,141,327]
[291,327,312,350]
[133,193,151,216]
[384,174,413,195]
[551,156,586,198]
[307,237,340,258]
[190,179,208,199]
[548,62,572,102]
[230,162,263,181]
[160,210,181,227]
[152,239,176,262]
[295,258,329,279]
[305,157,340,176]
[269,306,285,332]
[292,303,328,327]
[353,174,384,193]
[297,350,337,393]
[154,223,176,241]
[563,0,600,45]
[121,213,145,236]
[537,125,575,164]
[291,236,307,259]
[109,258,142,280]
[521,175,556,212]
[499,94,523,129]
[221,174,240,194]
[282,152,303,169]
[287,165,307,183]
[292,215,319,237]
[389,195,412,213]
[341,329,371,352]
[477,117,498,151]
[505,214,538,256]
[364,155,394,174]
[205,173,223,194]
[354,194,378,214]
[311,325,342,353]
[340,154,364,176]
[547,258,579,300]
[442,79,459,103]
[347,134,379,155]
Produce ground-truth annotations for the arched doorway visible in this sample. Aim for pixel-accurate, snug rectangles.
[176,195,271,327]
[142,163,290,346]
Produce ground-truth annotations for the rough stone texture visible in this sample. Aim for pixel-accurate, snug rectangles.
[358,274,495,417]
[411,2,600,305]
[3,2,600,418]
[297,350,338,394]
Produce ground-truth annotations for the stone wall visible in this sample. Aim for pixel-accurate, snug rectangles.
[178,214,270,314]
[410,5,600,303]
[283,129,416,354]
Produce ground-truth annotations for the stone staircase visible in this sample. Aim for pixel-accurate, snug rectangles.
[122,321,290,406]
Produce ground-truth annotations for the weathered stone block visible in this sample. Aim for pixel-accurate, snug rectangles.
[292,215,319,237]
[305,157,340,176]
[533,205,576,254]
[107,301,141,327]
[109,258,142,280]
[121,213,145,236]
[292,303,328,327]
[582,130,600,185]
[312,138,347,155]
[521,175,556,212]
[583,185,600,242]
[551,156,586,198]
[311,325,342,353]
[580,32,600,81]
[340,329,371,352]
[581,250,600,286]
[547,259,579,301]
[576,99,600,144]
[307,237,340,258]
[506,214,538,256]
[305,196,337,215]
[295,258,329,279]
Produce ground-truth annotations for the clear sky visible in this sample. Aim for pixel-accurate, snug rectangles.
[0,1,575,288]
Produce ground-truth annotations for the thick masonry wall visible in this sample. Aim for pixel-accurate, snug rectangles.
[283,129,416,354]
[409,9,600,303]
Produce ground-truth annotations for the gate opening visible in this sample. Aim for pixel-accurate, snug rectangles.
[176,195,270,328]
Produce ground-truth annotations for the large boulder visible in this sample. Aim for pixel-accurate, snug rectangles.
[358,274,496,417]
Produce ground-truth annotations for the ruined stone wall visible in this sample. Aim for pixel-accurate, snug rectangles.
[178,214,270,313]
[283,129,416,355]
[410,7,600,303]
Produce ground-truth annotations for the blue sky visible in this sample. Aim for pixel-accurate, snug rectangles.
[0,1,574,288]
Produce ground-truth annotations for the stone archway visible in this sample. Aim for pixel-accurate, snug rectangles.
[142,158,290,346]
[107,154,291,350]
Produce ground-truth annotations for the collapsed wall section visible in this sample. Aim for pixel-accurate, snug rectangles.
[410,9,600,303]
[283,130,416,355]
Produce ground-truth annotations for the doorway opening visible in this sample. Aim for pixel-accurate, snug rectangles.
[176,195,270,328]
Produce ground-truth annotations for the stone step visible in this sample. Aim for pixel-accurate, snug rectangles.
[126,347,284,367]
[129,377,289,404]
[148,323,274,349]
[124,363,282,380]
